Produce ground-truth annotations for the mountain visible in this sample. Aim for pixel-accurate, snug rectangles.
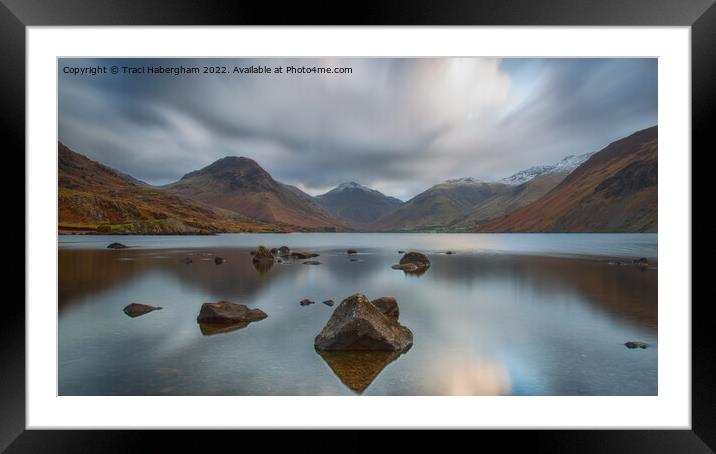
[58,143,285,234]
[372,179,511,232]
[314,182,404,228]
[501,152,595,186]
[480,126,657,232]
[164,156,346,231]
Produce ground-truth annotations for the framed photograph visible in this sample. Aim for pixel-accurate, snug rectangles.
[7,0,709,450]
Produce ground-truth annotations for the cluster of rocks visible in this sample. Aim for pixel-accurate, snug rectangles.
[251,245,321,268]
[608,257,651,269]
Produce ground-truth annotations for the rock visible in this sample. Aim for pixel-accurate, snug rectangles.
[322,299,335,307]
[445,251,455,255]
[196,301,267,324]
[624,341,649,349]
[608,260,628,266]
[347,249,357,254]
[633,257,649,269]
[107,242,128,249]
[314,294,413,351]
[183,257,193,264]
[392,263,418,272]
[252,245,274,263]
[270,247,279,255]
[398,250,405,254]
[303,261,321,265]
[392,252,430,273]
[370,297,399,320]
[123,303,163,318]
[214,256,225,265]
[349,258,359,262]
[291,251,319,259]
[278,246,290,256]
[300,299,315,306]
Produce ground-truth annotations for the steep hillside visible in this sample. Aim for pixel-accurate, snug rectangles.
[163,156,347,231]
[372,179,511,232]
[480,126,657,232]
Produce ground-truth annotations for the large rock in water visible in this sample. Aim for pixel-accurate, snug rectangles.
[196,301,268,324]
[314,294,413,351]
[399,252,430,271]
[107,242,128,249]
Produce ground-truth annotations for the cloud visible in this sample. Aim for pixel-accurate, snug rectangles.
[58,57,657,200]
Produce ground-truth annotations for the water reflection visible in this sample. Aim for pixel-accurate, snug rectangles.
[317,350,406,394]
[198,321,251,336]
[58,234,658,396]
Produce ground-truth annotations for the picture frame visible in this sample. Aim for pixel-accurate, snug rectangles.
[5,0,708,450]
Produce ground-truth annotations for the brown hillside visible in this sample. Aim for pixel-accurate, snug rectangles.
[479,126,657,232]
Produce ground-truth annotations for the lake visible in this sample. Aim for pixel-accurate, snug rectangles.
[58,233,657,396]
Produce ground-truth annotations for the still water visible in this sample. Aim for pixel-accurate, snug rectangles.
[59,233,657,396]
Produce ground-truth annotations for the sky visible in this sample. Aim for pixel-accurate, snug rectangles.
[58,57,657,201]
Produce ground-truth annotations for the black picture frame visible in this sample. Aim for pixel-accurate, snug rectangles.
[4,0,707,451]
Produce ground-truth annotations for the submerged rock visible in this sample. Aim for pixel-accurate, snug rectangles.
[196,301,267,325]
[347,249,357,254]
[107,242,128,249]
[270,247,279,255]
[123,303,163,318]
[398,250,405,254]
[445,251,456,255]
[370,297,399,320]
[303,260,321,265]
[214,256,225,265]
[300,299,315,306]
[314,294,413,351]
[278,246,290,256]
[624,341,650,349]
[183,257,193,264]
[392,252,430,274]
[633,257,649,269]
[322,299,335,307]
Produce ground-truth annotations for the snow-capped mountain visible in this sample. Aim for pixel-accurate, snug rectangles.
[501,151,595,185]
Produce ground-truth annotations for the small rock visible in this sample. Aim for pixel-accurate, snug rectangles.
[303,261,321,265]
[123,303,162,318]
[107,242,128,249]
[214,256,225,265]
[252,245,274,263]
[349,258,359,262]
[300,299,315,306]
[322,299,335,307]
[445,251,455,255]
[270,248,279,255]
[196,301,267,324]
[278,246,290,256]
[183,257,193,264]
[624,341,650,349]
[347,249,358,254]
[370,297,399,320]
[398,250,405,254]
[291,251,319,259]
[633,257,649,269]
